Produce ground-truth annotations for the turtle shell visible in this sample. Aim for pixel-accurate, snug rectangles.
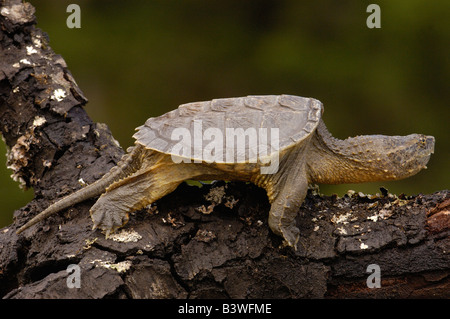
[133,95,323,163]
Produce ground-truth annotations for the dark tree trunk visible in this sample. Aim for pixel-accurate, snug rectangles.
[0,1,448,299]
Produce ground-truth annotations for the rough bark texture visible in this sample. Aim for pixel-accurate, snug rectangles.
[0,1,448,299]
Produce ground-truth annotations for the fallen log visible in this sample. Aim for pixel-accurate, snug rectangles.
[0,1,448,299]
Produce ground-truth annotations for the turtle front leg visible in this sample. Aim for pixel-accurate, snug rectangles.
[267,172,308,248]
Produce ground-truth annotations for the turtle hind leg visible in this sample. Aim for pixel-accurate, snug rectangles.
[90,163,186,237]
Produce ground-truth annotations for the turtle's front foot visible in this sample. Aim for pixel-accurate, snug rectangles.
[268,208,300,248]
[280,224,300,248]
[267,178,307,249]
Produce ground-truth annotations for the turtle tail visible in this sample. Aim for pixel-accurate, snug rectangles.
[16,146,142,234]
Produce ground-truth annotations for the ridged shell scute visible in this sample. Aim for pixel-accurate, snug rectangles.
[133,95,323,163]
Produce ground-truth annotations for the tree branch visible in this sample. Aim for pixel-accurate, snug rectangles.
[0,1,448,299]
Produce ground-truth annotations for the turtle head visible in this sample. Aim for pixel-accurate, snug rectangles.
[308,127,435,184]
[337,133,435,182]
[367,133,435,180]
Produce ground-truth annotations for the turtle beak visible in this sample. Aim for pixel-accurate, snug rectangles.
[427,136,435,154]
[421,135,435,169]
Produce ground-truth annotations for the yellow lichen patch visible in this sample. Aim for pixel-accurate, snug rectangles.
[107,229,142,243]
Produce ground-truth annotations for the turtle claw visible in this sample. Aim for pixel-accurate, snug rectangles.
[280,226,300,250]
[90,207,129,238]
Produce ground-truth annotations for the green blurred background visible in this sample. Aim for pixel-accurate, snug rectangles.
[1,0,449,227]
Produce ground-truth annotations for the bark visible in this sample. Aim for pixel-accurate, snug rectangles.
[0,1,448,299]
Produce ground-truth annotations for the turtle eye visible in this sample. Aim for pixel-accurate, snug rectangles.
[419,137,427,147]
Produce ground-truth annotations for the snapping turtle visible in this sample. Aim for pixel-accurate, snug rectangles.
[16,95,434,247]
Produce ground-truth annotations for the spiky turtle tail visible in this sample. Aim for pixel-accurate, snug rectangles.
[16,146,141,234]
